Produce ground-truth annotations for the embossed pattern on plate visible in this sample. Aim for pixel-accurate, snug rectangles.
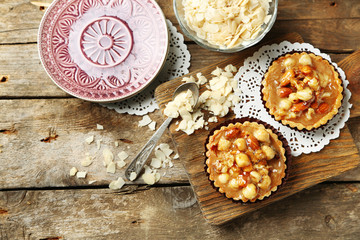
[38,0,169,102]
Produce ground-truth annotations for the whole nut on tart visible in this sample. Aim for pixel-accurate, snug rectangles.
[262,52,343,130]
[205,121,287,203]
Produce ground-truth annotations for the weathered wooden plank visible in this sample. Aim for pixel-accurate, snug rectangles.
[0,184,359,239]
[0,0,360,51]
[0,97,358,191]
[0,98,189,189]
[0,43,352,98]
[268,19,360,52]
[0,43,67,98]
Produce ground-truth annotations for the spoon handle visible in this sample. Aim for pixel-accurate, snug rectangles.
[125,117,173,180]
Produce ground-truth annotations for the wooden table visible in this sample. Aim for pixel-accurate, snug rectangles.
[1,0,360,239]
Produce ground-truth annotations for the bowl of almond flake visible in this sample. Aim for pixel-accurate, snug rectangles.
[174,0,278,53]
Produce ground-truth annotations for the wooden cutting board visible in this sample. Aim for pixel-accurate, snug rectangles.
[154,33,360,225]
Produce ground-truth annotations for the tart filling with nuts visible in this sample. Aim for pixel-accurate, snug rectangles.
[262,52,343,130]
[205,121,287,202]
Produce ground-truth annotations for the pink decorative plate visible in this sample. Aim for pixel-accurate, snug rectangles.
[38,0,169,102]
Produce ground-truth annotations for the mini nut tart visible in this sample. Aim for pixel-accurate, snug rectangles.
[262,52,343,130]
[205,121,287,202]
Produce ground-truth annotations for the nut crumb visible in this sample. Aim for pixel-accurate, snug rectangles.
[97,124,104,130]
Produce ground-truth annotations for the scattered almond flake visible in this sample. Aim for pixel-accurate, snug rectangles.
[138,115,152,127]
[162,161,167,169]
[85,135,94,144]
[114,141,119,147]
[116,160,126,169]
[165,65,240,135]
[142,173,156,185]
[129,172,137,181]
[109,177,125,190]
[81,156,93,167]
[150,158,162,169]
[212,67,222,76]
[169,160,174,168]
[181,75,196,83]
[148,121,156,131]
[96,124,104,130]
[155,149,166,162]
[103,148,114,166]
[154,172,161,182]
[144,165,153,174]
[158,143,173,157]
[89,180,97,184]
[96,139,102,150]
[205,126,209,130]
[69,167,78,176]
[106,162,116,174]
[76,171,87,179]
[117,151,129,161]
[173,153,179,159]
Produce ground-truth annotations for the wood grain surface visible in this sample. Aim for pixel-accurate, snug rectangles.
[155,33,360,224]
[1,0,360,238]
[0,183,360,240]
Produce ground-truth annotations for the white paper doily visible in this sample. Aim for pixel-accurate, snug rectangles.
[234,41,352,157]
[101,20,191,115]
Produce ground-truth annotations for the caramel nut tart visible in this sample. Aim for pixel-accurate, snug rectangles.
[205,121,287,202]
[262,52,343,130]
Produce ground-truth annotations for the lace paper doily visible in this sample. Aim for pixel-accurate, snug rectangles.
[234,41,352,156]
[102,20,191,115]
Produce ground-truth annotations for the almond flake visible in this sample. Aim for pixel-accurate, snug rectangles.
[89,180,97,184]
[76,171,87,179]
[138,115,152,127]
[117,151,129,161]
[103,148,114,166]
[106,162,116,174]
[148,121,156,131]
[69,167,78,176]
[129,172,137,181]
[116,160,126,169]
[85,135,94,144]
[96,124,104,130]
[154,172,161,182]
[150,158,162,169]
[96,139,102,150]
[81,156,93,167]
[109,177,125,190]
[158,143,173,157]
[142,173,156,185]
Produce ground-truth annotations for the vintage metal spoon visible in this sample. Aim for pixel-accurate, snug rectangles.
[125,82,199,181]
